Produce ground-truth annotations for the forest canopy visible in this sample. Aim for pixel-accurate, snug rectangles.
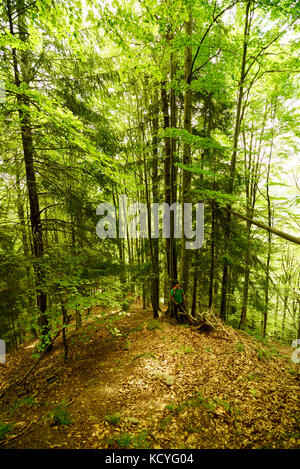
[0,0,299,354]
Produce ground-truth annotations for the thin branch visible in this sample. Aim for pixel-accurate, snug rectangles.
[39,203,63,216]
[192,50,221,75]
[11,1,37,20]
[189,0,238,80]
[244,20,297,79]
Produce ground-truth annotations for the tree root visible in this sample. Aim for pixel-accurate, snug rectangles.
[183,309,226,334]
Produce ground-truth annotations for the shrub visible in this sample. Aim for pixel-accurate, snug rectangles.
[0,421,12,440]
[104,412,121,425]
[43,399,72,426]
[146,320,161,330]
[234,342,245,353]
[10,396,35,414]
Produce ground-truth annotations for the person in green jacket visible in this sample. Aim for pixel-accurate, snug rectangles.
[170,281,187,322]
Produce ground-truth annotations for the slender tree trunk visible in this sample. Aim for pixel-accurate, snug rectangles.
[7,0,51,349]
[113,186,126,285]
[151,87,160,316]
[208,201,215,309]
[191,270,198,315]
[161,72,178,318]
[16,168,36,329]
[297,300,300,341]
[60,299,69,362]
[239,222,251,329]
[263,101,276,337]
[274,293,279,337]
[281,289,288,340]
[220,0,252,321]
[180,14,193,297]
[161,81,171,279]
[169,48,178,287]
[11,313,18,351]
[142,121,158,317]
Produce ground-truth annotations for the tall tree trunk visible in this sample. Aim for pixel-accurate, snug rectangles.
[281,289,288,340]
[169,48,178,287]
[151,87,160,316]
[180,14,193,297]
[263,101,276,337]
[142,119,158,317]
[208,200,216,309]
[274,293,279,336]
[113,186,126,285]
[220,0,252,321]
[239,222,251,329]
[161,81,171,279]
[7,0,50,349]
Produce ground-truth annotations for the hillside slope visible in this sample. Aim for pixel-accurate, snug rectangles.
[0,301,299,449]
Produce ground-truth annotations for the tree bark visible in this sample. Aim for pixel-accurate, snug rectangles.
[7,0,50,349]
[180,14,193,295]
[151,87,160,316]
[220,0,252,321]
[263,106,276,337]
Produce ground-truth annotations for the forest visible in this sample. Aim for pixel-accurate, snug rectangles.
[0,0,299,452]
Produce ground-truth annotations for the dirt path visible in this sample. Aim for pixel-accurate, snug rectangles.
[0,301,299,449]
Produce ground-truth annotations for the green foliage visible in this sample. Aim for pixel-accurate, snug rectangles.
[0,421,13,440]
[171,344,197,355]
[43,399,72,426]
[0,0,299,358]
[131,430,150,449]
[108,431,150,449]
[10,396,35,414]
[146,320,161,330]
[108,432,132,449]
[165,404,176,412]
[156,373,175,386]
[165,392,236,417]
[104,412,121,426]
[122,339,131,350]
[132,353,157,361]
[257,345,281,361]
[234,342,245,353]
[258,349,268,360]
[128,323,144,333]
[158,416,172,430]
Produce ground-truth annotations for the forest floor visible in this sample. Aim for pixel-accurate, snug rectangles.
[0,300,299,450]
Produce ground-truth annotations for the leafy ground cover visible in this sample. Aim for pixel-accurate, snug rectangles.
[0,301,299,449]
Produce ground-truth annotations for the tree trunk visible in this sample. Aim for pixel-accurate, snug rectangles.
[161,80,171,278]
[180,14,193,296]
[151,87,160,316]
[7,0,51,349]
[239,222,251,329]
[208,202,215,309]
[191,270,198,315]
[220,0,252,320]
[61,300,69,362]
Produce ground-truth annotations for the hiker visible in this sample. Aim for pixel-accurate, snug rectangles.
[170,281,187,323]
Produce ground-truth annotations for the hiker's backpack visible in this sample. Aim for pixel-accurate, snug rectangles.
[172,285,184,303]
